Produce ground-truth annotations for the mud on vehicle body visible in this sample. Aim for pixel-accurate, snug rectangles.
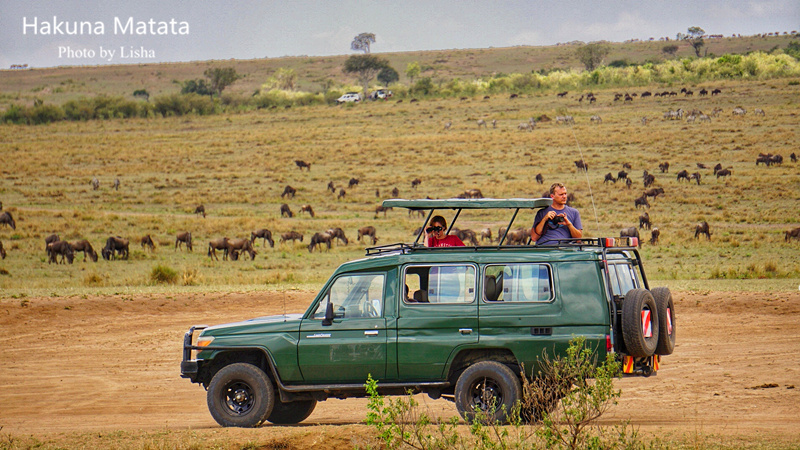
[181,198,675,427]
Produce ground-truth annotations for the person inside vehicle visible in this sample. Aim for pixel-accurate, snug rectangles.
[425,215,465,247]
[530,182,583,245]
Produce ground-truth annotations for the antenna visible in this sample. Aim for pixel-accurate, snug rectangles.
[567,123,601,235]
[283,290,286,319]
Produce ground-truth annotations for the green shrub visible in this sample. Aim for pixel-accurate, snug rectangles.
[29,103,64,124]
[150,264,178,284]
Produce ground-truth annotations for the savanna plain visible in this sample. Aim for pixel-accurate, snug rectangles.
[1,62,799,448]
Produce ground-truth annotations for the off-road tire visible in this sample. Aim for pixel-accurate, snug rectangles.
[455,361,522,424]
[207,363,275,428]
[621,288,659,357]
[651,287,676,355]
[266,399,317,424]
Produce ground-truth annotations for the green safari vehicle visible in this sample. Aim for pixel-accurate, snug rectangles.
[181,198,675,427]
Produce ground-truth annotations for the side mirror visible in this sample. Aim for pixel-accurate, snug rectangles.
[322,302,334,326]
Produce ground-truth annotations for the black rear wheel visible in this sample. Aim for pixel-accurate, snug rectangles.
[266,399,317,424]
[455,361,521,424]
[207,363,275,428]
[621,289,659,357]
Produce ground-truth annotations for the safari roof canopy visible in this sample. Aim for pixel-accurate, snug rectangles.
[382,198,552,210]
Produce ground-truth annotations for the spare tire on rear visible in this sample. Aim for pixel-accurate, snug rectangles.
[621,288,659,357]
[651,287,676,355]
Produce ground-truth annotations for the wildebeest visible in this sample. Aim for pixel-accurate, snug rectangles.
[281,185,296,199]
[625,178,632,189]
[280,204,293,218]
[45,233,60,250]
[455,229,479,246]
[643,173,656,188]
[480,228,493,242]
[696,163,707,169]
[620,227,641,248]
[308,232,333,252]
[226,238,257,260]
[464,188,483,199]
[477,119,487,128]
[676,170,690,182]
[327,181,336,193]
[112,178,120,190]
[603,173,616,184]
[207,237,229,261]
[47,240,75,264]
[295,160,311,171]
[194,205,206,218]
[658,162,670,173]
[694,222,711,240]
[140,234,155,251]
[0,211,16,230]
[791,153,797,163]
[357,226,378,245]
[556,91,568,97]
[70,240,98,262]
[0,240,5,259]
[617,170,628,181]
[690,172,702,185]
[785,227,800,242]
[250,229,275,248]
[176,232,193,251]
[411,178,422,189]
[102,236,129,260]
[326,227,349,245]
[91,177,100,190]
[280,231,304,244]
[348,178,360,188]
[337,188,346,200]
[391,187,400,197]
[300,204,315,218]
[713,163,723,175]
[716,168,732,179]
[754,108,765,116]
[650,228,660,245]
[505,228,529,245]
[644,187,664,200]
[622,162,632,170]
[375,205,392,217]
[634,195,650,209]
[639,212,651,230]
[590,115,602,123]
[535,173,544,184]
[574,160,588,171]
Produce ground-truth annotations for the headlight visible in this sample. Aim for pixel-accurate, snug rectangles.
[196,335,215,347]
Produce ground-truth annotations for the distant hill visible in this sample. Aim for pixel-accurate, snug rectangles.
[1,34,796,109]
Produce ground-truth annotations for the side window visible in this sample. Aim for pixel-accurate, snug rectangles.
[404,265,476,304]
[311,273,385,319]
[484,263,552,302]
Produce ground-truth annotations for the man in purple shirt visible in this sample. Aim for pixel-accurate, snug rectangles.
[530,182,583,245]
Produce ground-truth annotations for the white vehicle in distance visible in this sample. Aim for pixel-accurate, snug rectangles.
[369,89,393,100]
[336,93,362,104]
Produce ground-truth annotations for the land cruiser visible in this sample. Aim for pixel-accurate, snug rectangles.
[181,198,675,427]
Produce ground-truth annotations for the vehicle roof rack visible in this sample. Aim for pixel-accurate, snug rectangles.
[382,198,553,210]
[364,237,641,256]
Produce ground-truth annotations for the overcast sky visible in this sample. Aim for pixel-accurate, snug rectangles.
[1,0,798,69]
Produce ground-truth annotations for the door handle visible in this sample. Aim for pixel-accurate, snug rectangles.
[364,330,379,336]
[306,333,331,338]
[459,328,473,335]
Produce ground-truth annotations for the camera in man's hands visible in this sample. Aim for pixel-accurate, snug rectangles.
[426,226,444,233]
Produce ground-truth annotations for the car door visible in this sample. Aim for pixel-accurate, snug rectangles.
[298,272,387,383]
[397,264,478,380]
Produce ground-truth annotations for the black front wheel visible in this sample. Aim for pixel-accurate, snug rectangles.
[207,363,275,428]
[454,361,521,424]
[266,399,317,424]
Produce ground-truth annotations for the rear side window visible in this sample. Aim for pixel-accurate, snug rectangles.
[403,265,476,304]
[607,263,638,296]
[484,263,552,302]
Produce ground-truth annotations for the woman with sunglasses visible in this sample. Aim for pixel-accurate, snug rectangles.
[425,215,465,247]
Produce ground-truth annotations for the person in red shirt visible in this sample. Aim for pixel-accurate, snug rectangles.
[425,215,465,247]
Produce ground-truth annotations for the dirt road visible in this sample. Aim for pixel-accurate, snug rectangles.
[1,290,799,446]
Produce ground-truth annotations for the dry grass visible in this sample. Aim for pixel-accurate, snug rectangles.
[1,76,799,296]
